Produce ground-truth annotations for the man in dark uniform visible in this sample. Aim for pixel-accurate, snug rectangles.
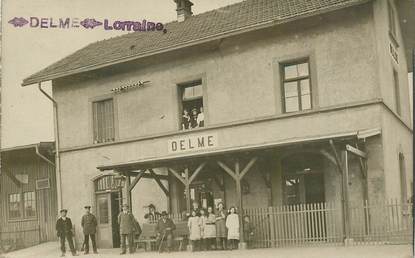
[118,204,141,255]
[81,205,98,254]
[155,211,176,253]
[56,209,78,257]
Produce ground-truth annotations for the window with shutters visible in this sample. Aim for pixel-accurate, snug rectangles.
[92,98,115,144]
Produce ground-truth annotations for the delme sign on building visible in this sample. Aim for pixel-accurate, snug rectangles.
[168,133,218,154]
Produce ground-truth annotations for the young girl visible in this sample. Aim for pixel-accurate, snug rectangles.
[199,209,207,251]
[225,206,239,250]
[187,210,201,251]
[215,202,227,250]
[181,109,190,130]
[204,206,216,250]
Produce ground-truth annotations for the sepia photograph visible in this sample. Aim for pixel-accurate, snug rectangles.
[0,0,414,257]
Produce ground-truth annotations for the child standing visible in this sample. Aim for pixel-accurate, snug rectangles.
[204,206,217,250]
[188,210,201,251]
[199,209,207,251]
[243,215,255,249]
[215,202,227,250]
[225,207,239,250]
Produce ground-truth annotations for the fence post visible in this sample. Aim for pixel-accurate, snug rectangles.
[268,207,275,248]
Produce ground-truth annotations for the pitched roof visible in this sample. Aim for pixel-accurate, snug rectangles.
[22,0,369,86]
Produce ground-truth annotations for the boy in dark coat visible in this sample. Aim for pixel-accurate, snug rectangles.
[81,205,98,254]
[56,209,78,257]
[155,211,176,253]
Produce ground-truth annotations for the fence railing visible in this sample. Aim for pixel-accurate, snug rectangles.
[244,200,413,248]
[0,224,41,253]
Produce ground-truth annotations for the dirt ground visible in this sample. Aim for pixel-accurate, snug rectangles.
[1,242,413,258]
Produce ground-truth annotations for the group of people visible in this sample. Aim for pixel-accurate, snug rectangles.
[187,201,254,251]
[56,206,99,257]
[55,201,254,256]
[181,106,204,130]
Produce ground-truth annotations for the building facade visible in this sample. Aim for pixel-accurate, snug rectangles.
[0,143,57,250]
[22,0,412,249]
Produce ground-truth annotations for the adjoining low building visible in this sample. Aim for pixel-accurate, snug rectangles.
[0,142,57,251]
[22,0,413,249]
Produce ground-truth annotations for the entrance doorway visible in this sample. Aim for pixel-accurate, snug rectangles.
[94,175,123,248]
[190,181,214,209]
[282,153,325,205]
[282,152,326,240]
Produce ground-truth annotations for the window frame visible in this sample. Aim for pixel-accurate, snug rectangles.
[8,193,22,220]
[280,58,313,113]
[23,191,37,218]
[91,97,116,144]
[177,78,206,130]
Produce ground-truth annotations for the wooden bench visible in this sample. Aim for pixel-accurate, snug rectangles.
[135,223,157,251]
[135,221,189,252]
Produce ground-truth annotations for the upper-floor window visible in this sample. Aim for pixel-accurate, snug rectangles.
[388,1,397,37]
[23,191,36,217]
[393,69,401,116]
[8,193,21,219]
[281,60,312,113]
[93,98,115,144]
[179,80,204,130]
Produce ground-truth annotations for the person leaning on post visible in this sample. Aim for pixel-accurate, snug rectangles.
[81,205,98,254]
[118,204,141,255]
[155,211,176,253]
[56,209,78,257]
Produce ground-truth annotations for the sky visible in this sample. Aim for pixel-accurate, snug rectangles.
[1,0,413,148]
[1,0,243,148]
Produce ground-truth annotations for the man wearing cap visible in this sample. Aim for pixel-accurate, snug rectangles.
[81,205,98,254]
[118,204,141,255]
[155,211,176,253]
[56,209,78,257]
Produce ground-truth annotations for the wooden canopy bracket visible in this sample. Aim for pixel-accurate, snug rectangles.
[148,169,170,197]
[189,162,206,184]
[329,140,344,175]
[128,170,145,192]
[168,167,186,185]
[217,161,238,181]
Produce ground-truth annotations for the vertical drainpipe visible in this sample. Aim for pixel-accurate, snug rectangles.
[38,82,63,210]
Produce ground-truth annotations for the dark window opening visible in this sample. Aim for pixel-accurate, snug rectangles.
[179,80,204,130]
[282,60,312,113]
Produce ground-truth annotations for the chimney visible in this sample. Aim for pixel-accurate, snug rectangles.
[174,0,193,22]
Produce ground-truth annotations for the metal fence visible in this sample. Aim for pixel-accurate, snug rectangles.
[244,200,413,248]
